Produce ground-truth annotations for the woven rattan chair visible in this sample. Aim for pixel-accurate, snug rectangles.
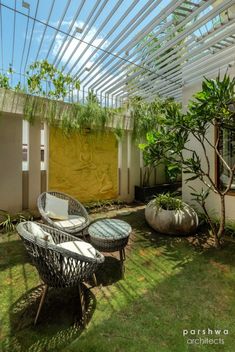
[37,191,90,237]
[16,221,104,325]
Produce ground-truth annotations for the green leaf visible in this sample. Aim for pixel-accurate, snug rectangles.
[185,175,199,182]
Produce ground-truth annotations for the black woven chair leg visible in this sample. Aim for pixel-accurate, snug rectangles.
[82,230,87,241]
[34,284,48,325]
[78,283,87,327]
[92,273,97,286]
[119,249,126,279]
[81,228,89,242]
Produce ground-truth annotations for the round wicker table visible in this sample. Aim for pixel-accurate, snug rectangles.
[88,219,132,267]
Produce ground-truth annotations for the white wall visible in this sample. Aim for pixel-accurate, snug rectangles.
[182,65,235,221]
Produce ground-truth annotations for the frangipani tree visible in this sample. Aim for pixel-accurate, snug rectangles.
[141,74,235,247]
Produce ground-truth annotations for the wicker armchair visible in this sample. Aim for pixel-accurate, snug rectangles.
[37,191,90,237]
[16,221,104,325]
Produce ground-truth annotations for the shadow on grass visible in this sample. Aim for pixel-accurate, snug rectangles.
[0,237,30,271]
[1,207,235,352]
[115,208,235,273]
[1,284,96,352]
[65,245,235,352]
[114,209,195,271]
[95,256,123,286]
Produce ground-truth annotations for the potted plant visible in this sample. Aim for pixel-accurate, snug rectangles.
[145,193,198,235]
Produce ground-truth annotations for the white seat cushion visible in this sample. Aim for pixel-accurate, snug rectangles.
[54,215,86,229]
[57,240,96,259]
[45,193,69,220]
[28,222,55,245]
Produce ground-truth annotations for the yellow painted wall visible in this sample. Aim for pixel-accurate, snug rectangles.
[49,128,118,202]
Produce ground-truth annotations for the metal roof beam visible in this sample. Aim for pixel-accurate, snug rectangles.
[34,0,56,62]
[75,0,161,84]
[53,0,86,66]
[81,0,185,87]
[44,0,72,61]
[66,0,124,75]
[61,0,109,73]
[75,0,141,79]
[115,0,233,91]
[87,0,214,93]
[116,8,235,96]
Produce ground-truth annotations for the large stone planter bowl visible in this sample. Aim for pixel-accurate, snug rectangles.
[145,200,198,235]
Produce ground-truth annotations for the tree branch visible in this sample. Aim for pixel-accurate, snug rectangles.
[223,164,235,195]
[204,134,231,173]
[188,131,215,189]
[199,175,219,194]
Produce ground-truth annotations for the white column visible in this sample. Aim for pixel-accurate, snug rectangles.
[118,138,122,196]
[127,131,131,195]
[44,122,49,190]
[0,114,22,212]
[118,131,128,201]
[28,121,41,209]
[129,134,141,200]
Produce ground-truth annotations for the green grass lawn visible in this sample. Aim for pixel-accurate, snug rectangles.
[1,207,235,352]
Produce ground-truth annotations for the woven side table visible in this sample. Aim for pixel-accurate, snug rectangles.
[88,219,132,272]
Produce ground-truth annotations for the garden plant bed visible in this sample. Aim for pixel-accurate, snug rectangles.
[134,182,182,202]
[1,206,235,352]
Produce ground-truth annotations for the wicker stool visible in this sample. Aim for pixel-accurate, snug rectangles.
[88,219,131,274]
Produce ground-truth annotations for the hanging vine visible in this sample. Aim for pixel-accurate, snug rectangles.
[0,60,180,142]
[20,61,124,135]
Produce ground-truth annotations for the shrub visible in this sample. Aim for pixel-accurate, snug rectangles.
[153,193,183,211]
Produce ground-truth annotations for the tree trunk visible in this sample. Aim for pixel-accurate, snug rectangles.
[216,195,225,248]
[202,203,219,247]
